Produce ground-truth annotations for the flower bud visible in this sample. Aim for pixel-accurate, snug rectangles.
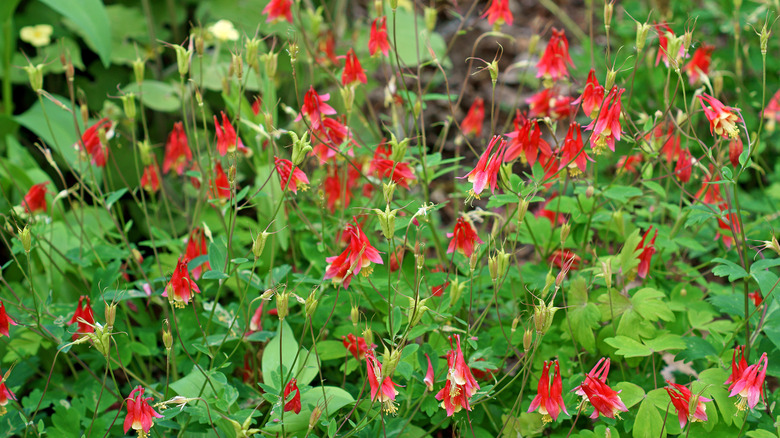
[232,53,243,80]
[605,69,617,91]
[586,186,594,198]
[666,34,684,69]
[523,329,533,352]
[560,222,571,243]
[450,278,464,304]
[383,182,396,205]
[602,260,612,290]
[488,60,499,85]
[362,327,373,347]
[162,319,173,351]
[389,134,408,163]
[137,140,152,165]
[760,22,771,55]
[340,86,355,113]
[195,89,203,107]
[195,32,205,56]
[532,299,558,334]
[489,255,499,283]
[390,0,398,11]
[351,304,360,327]
[424,7,437,32]
[133,58,145,84]
[246,38,260,73]
[174,44,192,76]
[516,199,530,227]
[276,290,289,321]
[528,35,540,55]
[605,427,612,438]
[253,231,269,259]
[408,296,429,327]
[287,42,299,65]
[382,348,401,379]
[290,131,312,166]
[761,236,780,256]
[374,206,397,239]
[374,0,383,16]
[18,226,32,253]
[305,290,318,318]
[309,405,323,429]
[104,302,117,329]
[604,1,614,30]
[469,247,479,272]
[511,316,519,333]
[121,93,136,120]
[260,288,275,301]
[23,64,44,93]
[636,22,651,52]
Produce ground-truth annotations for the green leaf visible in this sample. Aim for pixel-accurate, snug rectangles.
[614,381,645,409]
[631,288,674,322]
[123,81,181,112]
[104,188,127,209]
[633,398,665,438]
[262,321,319,389]
[567,277,600,352]
[264,386,354,433]
[169,368,225,400]
[605,336,652,358]
[209,236,228,274]
[711,258,748,281]
[642,181,666,198]
[643,334,685,352]
[618,229,642,274]
[41,0,112,67]
[603,185,643,202]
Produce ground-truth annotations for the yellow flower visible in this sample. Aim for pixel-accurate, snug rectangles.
[20,24,53,47]
[208,20,239,42]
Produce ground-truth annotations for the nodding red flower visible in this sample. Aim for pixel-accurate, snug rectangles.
[447,216,483,258]
[505,112,552,166]
[0,368,16,415]
[728,137,743,168]
[695,166,723,204]
[763,90,780,130]
[461,98,485,137]
[559,122,592,175]
[369,17,391,57]
[424,353,435,391]
[296,86,337,130]
[123,386,163,437]
[636,227,657,279]
[715,204,740,249]
[324,217,383,289]
[208,162,232,201]
[537,28,573,81]
[283,378,302,414]
[185,228,209,280]
[342,333,374,360]
[548,249,581,271]
[163,122,192,175]
[461,135,507,197]
[23,182,49,213]
[728,352,768,411]
[317,32,339,66]
[0,301,18,338]
[655,22,687,67]
[580,376,628,419]
[262,0,293,23]
[675,148,693,183]
[470,358,499,381]
[311,116,358,163]
[430,265,450,297]
[68,295,95,341]
[274,157,309,194]
[482,0,513,26]
[698,94,741,139]
[214,112,247,156]
[251,96,262,116]
[526,88,572,120]
[76,117,112,167]
[528,360,568,423]
[435,334,480,417]
[574,69,605,118]
[162,257,201,308]
[140,165,160,194]
[573,357,610,397]
[725,346,748,386]
[389,247,404,272]
[586,86,624,154]
[616,153,642,174]
[684,44,714,84]
[369,142,416,188]
[322,166,359,212]
[748,291,763,307]
[665,381,711,428]
[366,350,400,414]
[342,49,367,86]
[649,122,680,164]
[247,301,264,334]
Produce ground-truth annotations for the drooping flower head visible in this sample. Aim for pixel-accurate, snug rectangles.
[311,116,358,163]
[585,86,624,154]
[698,94,740,139]
[694,166,724,204]
[185,227,209,280]
[616,153,642,175]
[163,122,192,175]
[725,346,748,386]
[460,135,508,198]
[209,162,232,201]
[342,49,367,86]
[162,257,201,308]
[665,381,711,429]
[636,227,657,279]
[675,148,693,183]
[447,216,483,258]
[536,28,574,81]
[322,166,359,212]
[342,333,375,360]
[655,22,687,67]
[528,360,568,423]
[295,86,337,130]
[23,182,49,213]
[324,217,383,289]
[369,17,391,57]
[684,44,714,84]
[0,301,18,338]
[76,117,112,167]
[317,31,340,66]
[0,368,16,415]
[274,157,309,194]
[424,353,435,392]
[283,378,302,414]
[573,357,610,397]
[263,0,293,23]
[763,90,780,132]
[366,350,400,414]
[123,386,163,437]
[573,69,605,118]
[140,165,160,194]
[548,249,581,271]
[727,352,768,411]
[68,295,95,341]
[559,122,592,176]
[728,137,743,168]
[715,203,740,249]
[214,112,248,156]
[579,376,628,419]
[435,334,481,417]
[525,88,573,120]
[482,0,513,27]
[369,142,417,189]
[461,98,485,138]
[504,112,552,165]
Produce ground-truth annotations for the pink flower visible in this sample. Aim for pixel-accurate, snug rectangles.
[447,217,483,258]
[528,360,568,423]
[163,122,192,175]
[460,135,507,197]
[585,86,624,154]
[369,17,391,57]
[263,0,293,23]
[697,94,740,139]
[424,353,435,392]
[123,386,163,436]
[435,334,480,417]
[461,98,485,137]
[727,352,768,410]
[324,217,383,288]
[295,86,337,130]
[274,157,309,194]
[366,350,400,414]
[162,257,201,308]
[482,0,513,26]
[665,380,711,428]
[536,28,574,81]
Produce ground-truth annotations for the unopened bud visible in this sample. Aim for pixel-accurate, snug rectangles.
[511,316,520,333]
[604,1,614,30]
[104,302,117,329]
[362,327,373,347]
[560,222,571,243]
[246,38,260,72]
[424,7,437,32]
[605,427,612,438]
[253,231,270,259]
[408,296,429,327]
[605,69,617,90]
[227,164,236,185]
[469,247,479,272]
[290,131,312,166]
[309,406,323,429]
[389,133,409,162]
[517,199,530,227]
[760,22,771,55]
[351,305,360,326]
[80,104,89,126]
[383,182,396,205]
[19,226,32,253]
[374,0,383,16]
[413,100,422,119]
[498,163,512,192]
[542,270,555,298]
[488,60,499,85]
[260,288,275,301]
[374,206,397,239]
[602,261,612,289]
[162,319,173,350]
[195,33,205,56]
[586,186,594,198]
[666,34,684,69]
[340,86,355,113]
[382,348,401,379]
[533,299,558,334]
[232,53,243,80]
[523,329,533,352]
[174,44,192,76]
[24,64,44,92]
[450,278,464,304]
[137,140,152,165]
[636,22,651,52]
[288,42,299,64]
[682,31,693,56]
[390,0,398,11]
[305,290,318,318]
[121,93,136,120]
[276,290,289,321]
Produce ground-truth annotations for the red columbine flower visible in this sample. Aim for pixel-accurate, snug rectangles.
[435,334,480,417]
[163,257,201,308]
[694,166,723,204]
[295,86,337,130]
[263,0,293,23]
[616,153,642,174]
[68,295,95,341]
[0,368,16,415]
[369,142,416,188]
[715,204,740,249]
[251,96,262,116]
[317,31,339,66]
[284,378,302,414]
[586,86,624,154]
[274,157,309,194]
[574,69,605,118]
[324,218,383,289]
[447,216,483,258]
[311,116,358,163]
[140,165,160,194]
[655,22,687,67]
[573,357,610,397]
[369,17,390,57]
[728,137,743,168]
[763,90,780,131]
[209,162,231,201]
[470,358,499,381]
[482,0,513,26]
[505,112,552,165]
[185,228,209,280]
[424,353,435,391]
[580,376,628,419]
[322,166,357,212]
[536,28,573,81]
[342,49,367,86]
[23,182,49,213]
[461,135,507,198]
[748,291,763,307]
[247,302,264,335]
[76,117,112,167]
[728,352,768,410]
[665,381,711,429]
[548,249,581,270]
[123,386,163,437]
[526,88,572,119]
[559,122,592,175]
[461,98,485,137]
[163,122,192,175]
[536,194,566,226]
[214,112,247,156]
[698,94,740,139]
[636,227,657,279]
[528,360,568,423]
[684,44,714,84]
[0,302,17,338]
[675,148,693,183]
[366,350,400,414]
[725,346,748,386]
[342,333,374,360]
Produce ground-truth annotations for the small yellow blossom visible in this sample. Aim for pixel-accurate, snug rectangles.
[209,20,239,42]
[20,24,53,47]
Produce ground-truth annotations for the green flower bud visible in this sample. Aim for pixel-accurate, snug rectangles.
[305,290,318,318]
[604,1,614,30]
[23,64,44,93]
[424,7,437,32]
[560,222,571,243]
[362,327,373,347]
[309,405,323,430]
[382,348,401,379]
[383,182,396,205]
[523,329,533,352]
[246,38,261,73]
[374,206,397,239]
[276,290,289,321]
[636,22,651,52]
[18,226,32,253]
[340,86,355,113]
[389,133,409,162]
[232,53,243,80]
[351,304,360,327]
[104,301,117,330]
[602,261,613,290]
[174,44,193,76]
[517,199,530,228]
[450,278,465,304]
[162,319,173,351]
[408,296,429,327]
[488,60,499,85]
[253,231,270,259]
[760,22,771,55]
[133,58,145,84]
[121,93,136,120]
[290,131,312,166]
[605,68,617,91]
